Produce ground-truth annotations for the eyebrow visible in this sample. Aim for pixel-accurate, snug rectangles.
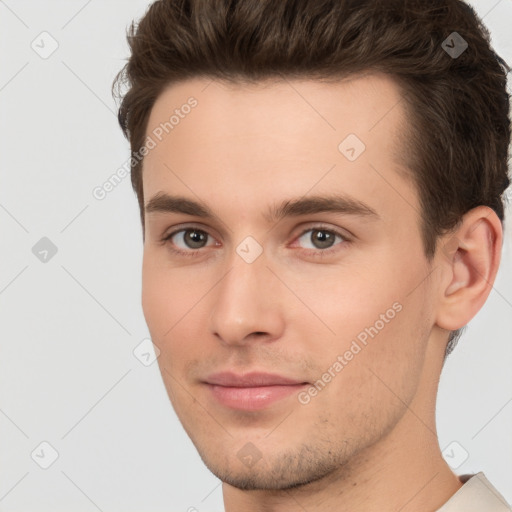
[145,192,379,223]
[146,192,212,217]
[265,194,379,223]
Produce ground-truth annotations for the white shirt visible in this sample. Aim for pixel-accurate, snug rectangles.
[436,472,512,511]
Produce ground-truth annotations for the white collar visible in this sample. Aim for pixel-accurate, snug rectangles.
[436,472,511,511]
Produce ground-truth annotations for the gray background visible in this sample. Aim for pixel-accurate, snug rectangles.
[0,1,511,511]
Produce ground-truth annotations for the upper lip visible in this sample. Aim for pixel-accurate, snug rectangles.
[204,371,307,387]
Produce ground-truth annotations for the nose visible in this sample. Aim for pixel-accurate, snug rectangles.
[208,249,285,347]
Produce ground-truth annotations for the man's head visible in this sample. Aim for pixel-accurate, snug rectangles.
[113,0,510,499]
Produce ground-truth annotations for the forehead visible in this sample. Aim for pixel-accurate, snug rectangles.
[146,73,407,146]
[142,73,416,223]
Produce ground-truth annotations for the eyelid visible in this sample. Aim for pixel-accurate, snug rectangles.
[292,223,352,244]
[167,228,218,245]
[161,222,352,257]
[161,222,220,243]
[160,224,220,259]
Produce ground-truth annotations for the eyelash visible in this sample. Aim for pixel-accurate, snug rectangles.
[161,227,216,258]
[161,225,350,258]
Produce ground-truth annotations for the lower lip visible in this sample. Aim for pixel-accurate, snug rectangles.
[205,383,308,411]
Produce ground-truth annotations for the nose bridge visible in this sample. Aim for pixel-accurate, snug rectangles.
[208,246,284,345]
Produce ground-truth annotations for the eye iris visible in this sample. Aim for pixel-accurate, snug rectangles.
[311,229,335,249]
[185,229,207,248]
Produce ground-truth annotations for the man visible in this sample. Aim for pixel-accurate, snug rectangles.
[113,0,511,510]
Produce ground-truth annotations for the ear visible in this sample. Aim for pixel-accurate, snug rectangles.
[435,206,503,332]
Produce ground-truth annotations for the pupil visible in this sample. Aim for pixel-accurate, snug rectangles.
[312,229,334,249]
[186,230,206,248]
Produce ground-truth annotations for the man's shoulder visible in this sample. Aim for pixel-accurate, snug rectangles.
[436,472,512,512]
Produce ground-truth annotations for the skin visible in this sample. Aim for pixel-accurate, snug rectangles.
[140,74,502,512]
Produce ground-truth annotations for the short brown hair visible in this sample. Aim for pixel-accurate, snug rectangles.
[112,0,511,353]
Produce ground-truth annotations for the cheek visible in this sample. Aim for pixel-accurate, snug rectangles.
[332,280,431,412]
[141,252,208,375]
[304,305,429,442]
[279,261,403,347]
[141,258,193,409]
[291,252,432,380]
[141,260,167,337]
[141,252,195,336]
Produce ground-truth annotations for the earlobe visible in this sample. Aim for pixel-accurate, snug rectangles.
[435,206,502,332]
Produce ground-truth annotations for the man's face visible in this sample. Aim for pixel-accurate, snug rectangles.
[141,75,439,490]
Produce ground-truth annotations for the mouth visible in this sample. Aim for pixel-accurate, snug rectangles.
[203,371,309,411]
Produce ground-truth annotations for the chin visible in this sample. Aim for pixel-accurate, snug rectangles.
[194,440,348,492]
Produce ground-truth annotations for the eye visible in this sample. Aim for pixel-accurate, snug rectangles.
[295,227,347,251]
[164,228,217,252]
